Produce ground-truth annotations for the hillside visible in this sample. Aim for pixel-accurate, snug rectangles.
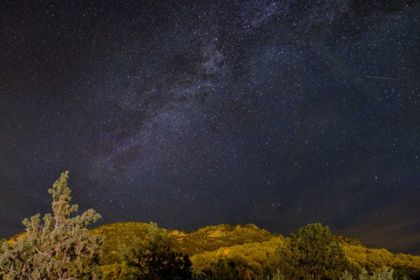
[4,222,420,279]
[89,222,368,257]
[87,222,420,278]
[89,222,278,260]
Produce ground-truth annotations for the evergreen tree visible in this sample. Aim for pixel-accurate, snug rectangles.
[119,222,193,280]
[0,171,104,280]
[276,223,349,280]
[371,267,394,280]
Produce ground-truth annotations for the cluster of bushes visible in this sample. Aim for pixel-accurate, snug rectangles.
[0,172,419,280]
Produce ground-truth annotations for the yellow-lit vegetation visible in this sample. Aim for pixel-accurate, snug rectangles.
[3,221,420,279]
[89,222,276,265]
[191,237,285,279]
[3,222,420,279]
[85,222,420,280]
[342,244,420,271]
[2,172,419,279]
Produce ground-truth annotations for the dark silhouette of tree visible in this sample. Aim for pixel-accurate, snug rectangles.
[119,222,192,280]
[205,258,249,280]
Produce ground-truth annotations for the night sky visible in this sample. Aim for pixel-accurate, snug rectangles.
[1,0,419,254]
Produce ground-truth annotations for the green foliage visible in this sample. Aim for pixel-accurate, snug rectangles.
[100,262,134,280]
[204,258,245,280]
[341,270,356,280]
[359,269,371,280]
[342,267,397,280]
[342,244,420,273]
[334,235,366,247]
[267,269,286,280]
[92,220,420,280]
[119,222,193,280]
[393,265,420,280]
[90,222,150,266]
[276,223,349,280]
[371,267,394,280]
[181,223,275,256]
[91,222,275,264]
[196,256,262,280]
[0,171,104,280]
[90,220,420,279]
[192,237,283,279]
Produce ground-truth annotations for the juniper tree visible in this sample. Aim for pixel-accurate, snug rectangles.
[371,267,394,280]
[119,222,193,280]
[0,171,104,280]
[276,223,349,280]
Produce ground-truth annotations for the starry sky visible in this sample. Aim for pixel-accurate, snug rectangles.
[1,0,419,254]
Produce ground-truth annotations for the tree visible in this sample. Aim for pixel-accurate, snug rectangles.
[342,267,396,280]
[205,258,243,280]
[371,267,394,280]
[0,171,104,280]
[276,223,349,280]
[119,222,193,280]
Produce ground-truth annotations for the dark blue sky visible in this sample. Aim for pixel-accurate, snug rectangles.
[1,0,419,254]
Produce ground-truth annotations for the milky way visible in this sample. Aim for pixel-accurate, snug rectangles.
[1,0,419,254]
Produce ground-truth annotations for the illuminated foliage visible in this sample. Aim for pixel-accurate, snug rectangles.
[268,269,286,280]
[0,171,104,280]
[276,223,349,280]
[341,267,396,280]
[192,237,283,279]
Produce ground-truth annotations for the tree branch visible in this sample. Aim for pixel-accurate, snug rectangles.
[35,247,51,257]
